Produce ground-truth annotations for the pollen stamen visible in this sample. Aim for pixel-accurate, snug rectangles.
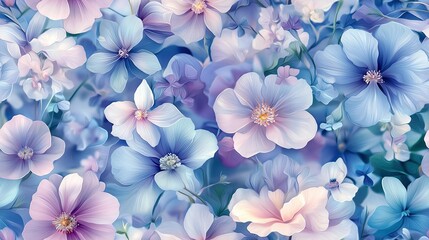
[251,103,277,127]
[363,70,383,84]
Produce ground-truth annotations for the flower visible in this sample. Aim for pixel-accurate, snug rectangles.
[314,22,429,127]
[86,15,161,93]
[111,118,218,192]
[25,0,113,34]
[213,72,317,158]
[162,0,237,43]
[104,79,184,145]
[137,1,173,44]
[368,176,429,235]
[292,0,338,23]
[276,65,299,85]
[0,41,18,102]
[22,172,120,239]
[0,115,65,179]
[157,203,244,239]
[228,186,329,237]
[383,132,410,162]
[63,114,108,151]
[320,158,358,202]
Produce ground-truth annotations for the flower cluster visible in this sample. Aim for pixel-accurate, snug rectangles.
[1,0,429,239]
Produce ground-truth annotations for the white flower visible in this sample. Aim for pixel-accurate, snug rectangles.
[292,0,338,23]
[321,158,358,202]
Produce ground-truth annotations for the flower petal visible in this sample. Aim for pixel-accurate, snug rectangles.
[204,8,222,36]
[136,120,160,147]
[129,51,161,75]
[118,15,143,50]
[233,124,275,158]
[110,60,129,93]
[134,80,154,110]
[368,206,403,230]
[29,179,61,220]
[181,129,218,169]
[207,0,236,13]
[382,177,407,211]
[171,12,206,44]
[59,173,83,214]
[37,0,70,20]
[148,103,184,127]
[341,29,379,70]
[0,115,33,154]
[104,101,136,125]
[86,52,119,74]
[344,82,392,127]
[184,204,214,240]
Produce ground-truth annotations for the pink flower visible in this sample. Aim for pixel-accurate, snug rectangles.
[25,0,112,34]
[104,79,184,146]
[162,0,237,43]
[213,72,317,158]
[276,65,300,85]
[22,172,120,239]
[0,115,65,179]
[228,186,329,237]
[0,227,15,240]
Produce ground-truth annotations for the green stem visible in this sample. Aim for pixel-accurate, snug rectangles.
[184,188,207,205]
[69,78,90,102]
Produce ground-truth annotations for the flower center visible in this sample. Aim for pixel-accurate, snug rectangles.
[159,153,181,170]
[191,0,207,14]
[52,212,78,234]
[402,209,411,217]
[251,103,276,127]
[325,178,339,189]
[363,70,383,84]
[18,146,34,160]
[134,110,148,120]
[118,48,129,58]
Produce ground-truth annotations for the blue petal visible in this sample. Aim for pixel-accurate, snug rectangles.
[110,60,129,93]
[382,177,407,211]
[129,51,161,75]
[154,168,186,191]
[403,214,429,234]
[161,118,196,156]
[0,179,19,208]
[118,15,143,50]
[341,29,379,70]
[181,129,218,169]
[111,147,158,185]
[99,20,121,52]
[344,82,392,127]
[368,206,403,230]
[407,176,429,213]
[375,22,422,69]
[86,52,119,74]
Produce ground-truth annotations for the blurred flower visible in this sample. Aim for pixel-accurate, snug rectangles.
[217,137,246,167]
[86,15,161,93]
[0,115,65,179]
[0,227,15,240]
[63,114,108,151]
[22,172,120,239]
[292,0,338,23]
[25,0,112,34]
[383,132,410,162]
[104,79,183,145]
[162,0,237,43]
[157,203,244,239]
[211,29,252,63]
[213,72,317,157]
[228,186,329,237]
[368,176,429,235]
[276,65,299,85]
[0,42,18,102]
[315,22,429,127]
[321,158,358,202]
[355,164,374,187]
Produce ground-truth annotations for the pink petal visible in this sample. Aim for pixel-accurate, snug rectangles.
[29,179,61,220]
[233,124,275,158]
[204,8,222,36]
[134,80,154,111]
[74,192,119,224]
[29,137,65,176]
[280,194,305,221]
[104,101,136,125]
[37,0,70,20]
[247,216,306,237]
[171,12,206,44]
[111,117,137,140]
[72,223,116,239]
[25,121,51,154]
[266,112,317,149]
[0,115,33,154]
[184,204,214,239]
[207,0,237,13]
[161,0,192,15]
[148,103,184,127]
[0,152,29,180]
[213,88,252,133]
[299,187,329,232]
[234,72,263,108]
[63,0,112,34]
[136,120,160,147]
[59,173,83,214]
[22,220,57,240]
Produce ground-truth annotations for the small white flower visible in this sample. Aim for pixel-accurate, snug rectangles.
[321,158,358,202]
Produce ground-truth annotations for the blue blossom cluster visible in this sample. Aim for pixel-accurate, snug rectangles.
[1,0,429,239]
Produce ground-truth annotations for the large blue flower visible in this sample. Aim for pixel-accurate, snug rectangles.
[110,118,218,214]
[368,176,429,235]
[86,15,161,93]
[315,22,429,127]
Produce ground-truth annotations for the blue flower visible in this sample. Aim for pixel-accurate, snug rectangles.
[315,22,429,127]
[86,15,161,93]
[368,176,429,235]
[110,118,218,214]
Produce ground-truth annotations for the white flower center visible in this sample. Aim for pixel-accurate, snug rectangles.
[52,212,78,234]
[134,109,148,120]
[191,0,207,14]
[18,146,34,160]
[159,153,181,170]
[251,103,276,127]
[363,70,383,84]
[118,48,129,59]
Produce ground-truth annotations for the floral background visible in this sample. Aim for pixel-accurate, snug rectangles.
[0,0,429,239]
